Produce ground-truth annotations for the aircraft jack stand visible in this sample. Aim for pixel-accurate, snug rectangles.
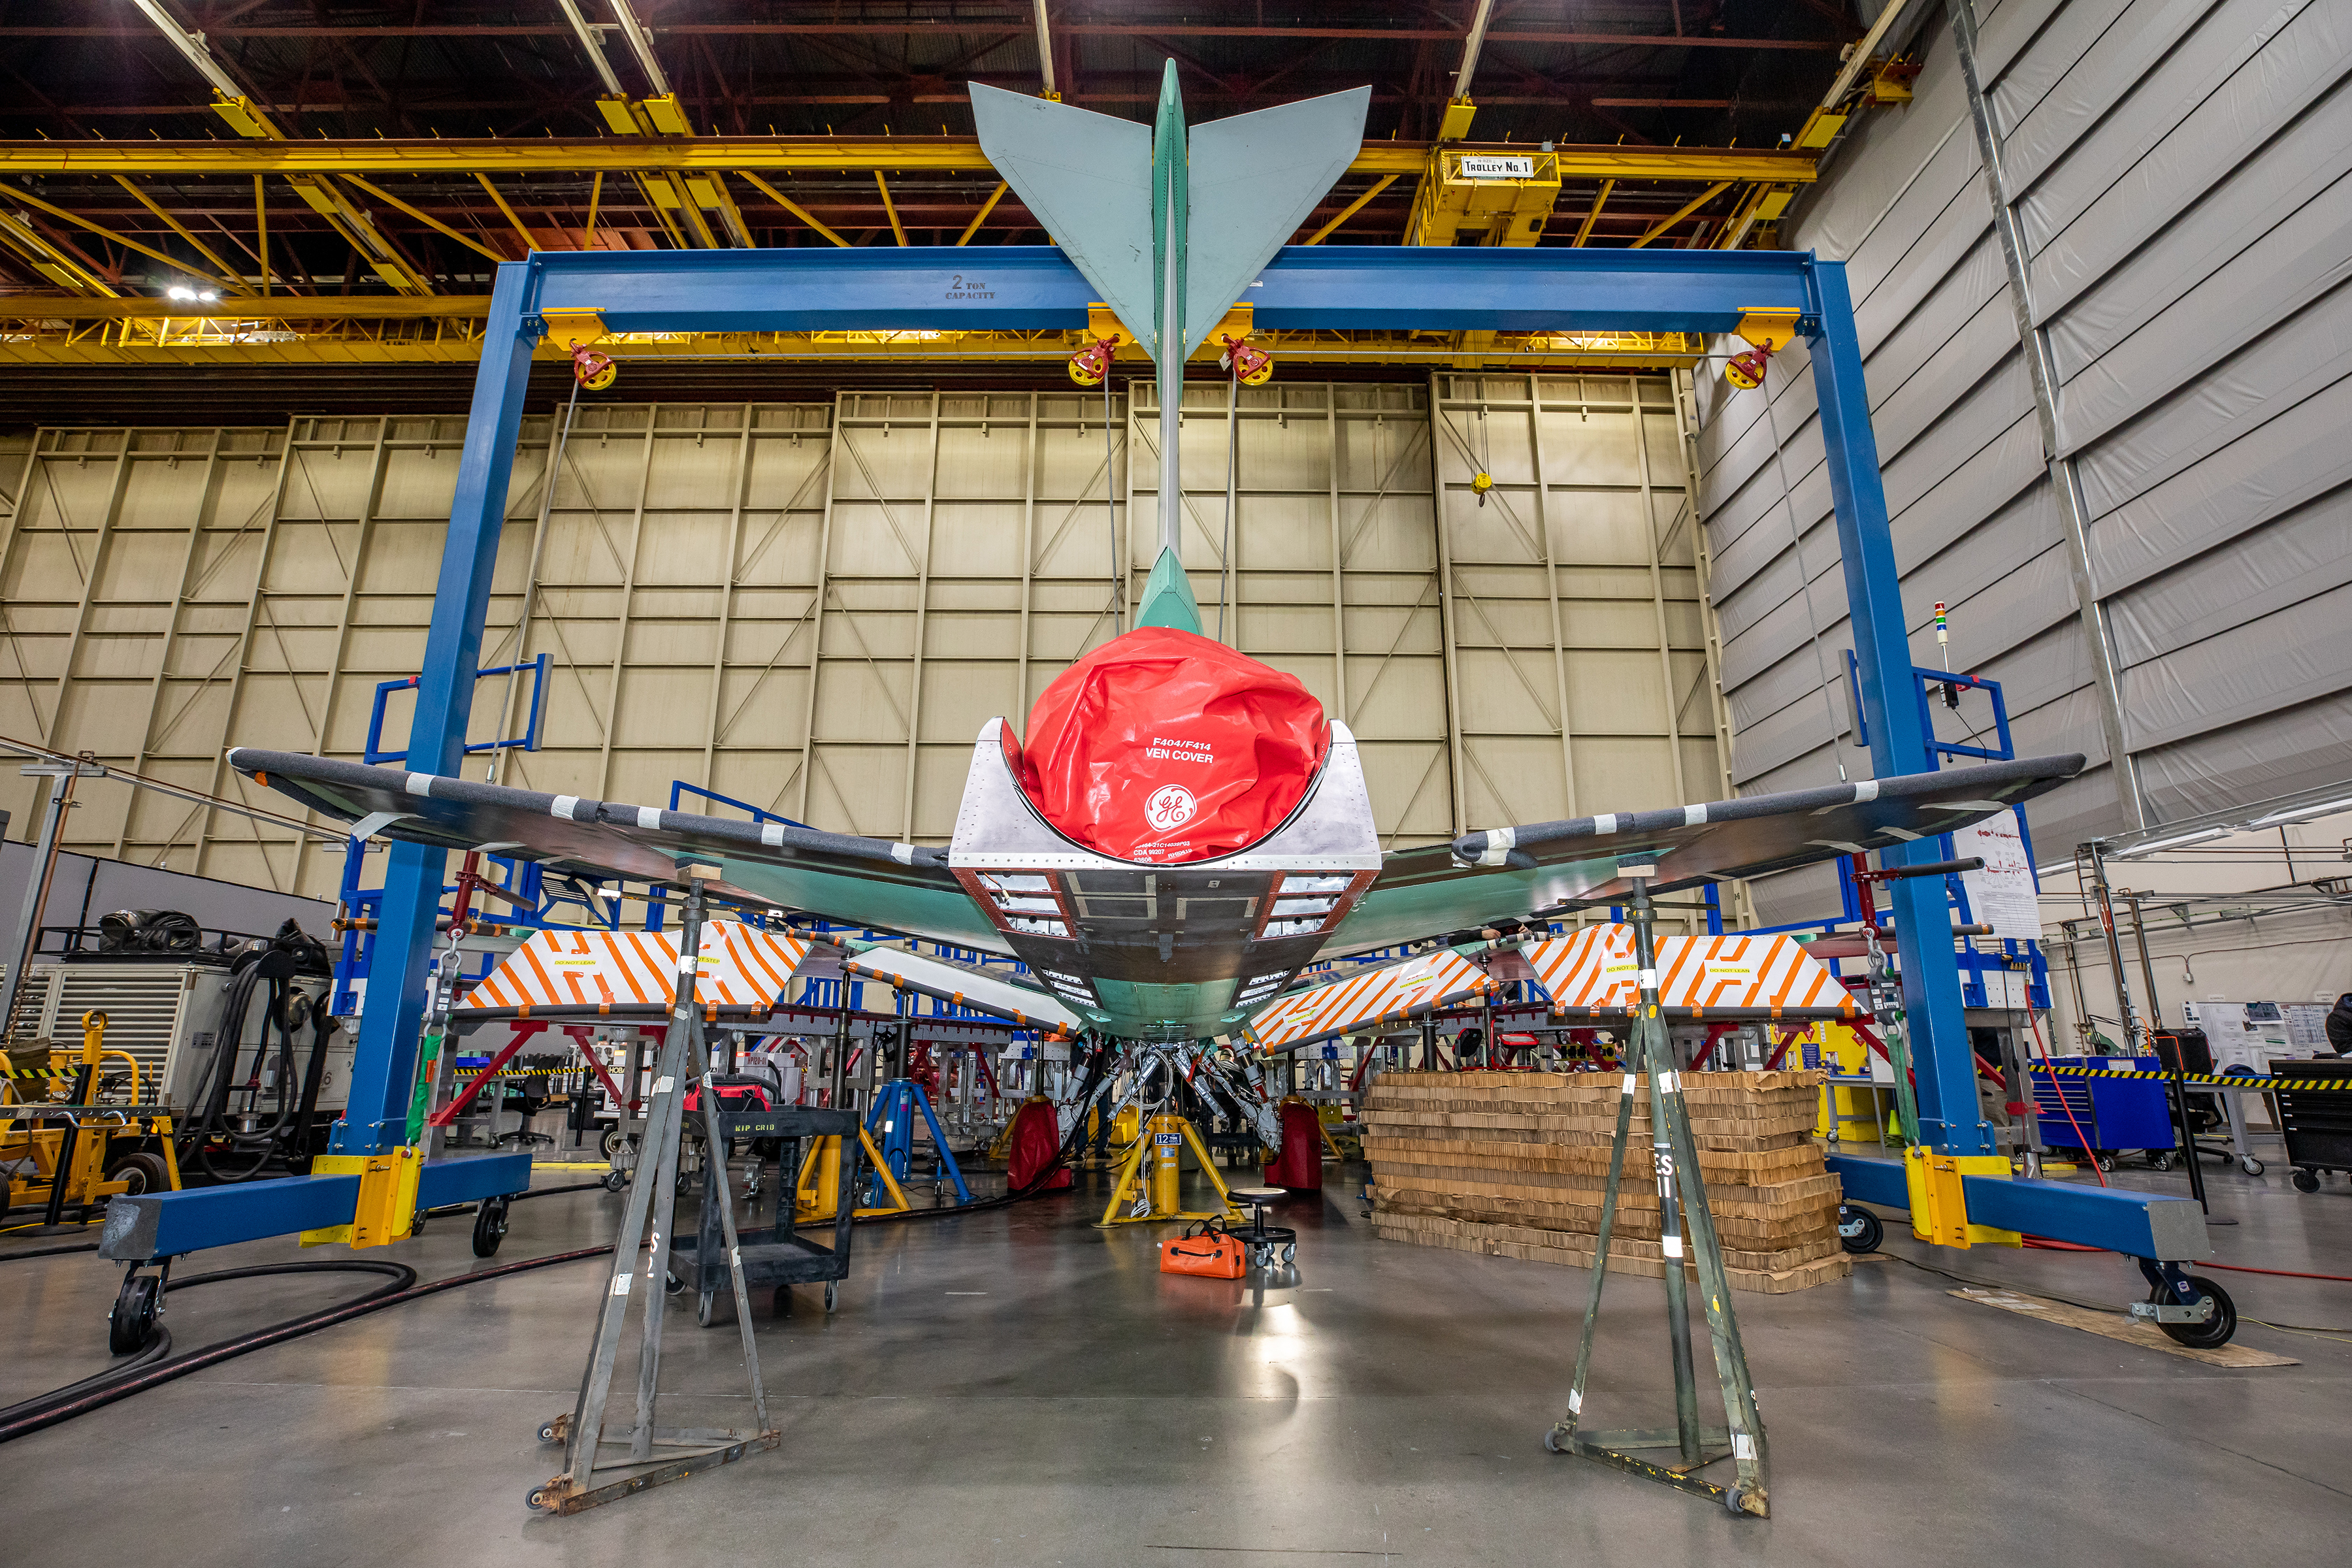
[1544,875,1769,1518]
[866,1079,974,1206]
[531,873,776,1517]
[1097,1112,1243,1226]
[794,1128,916,1221]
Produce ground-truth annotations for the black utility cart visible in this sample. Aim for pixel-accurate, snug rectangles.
[2274,1058,2352,1192]
[668,1101,866,1325]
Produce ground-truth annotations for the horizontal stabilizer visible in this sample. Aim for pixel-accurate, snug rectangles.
[1183,87,1369,359]
[838,941,1083,1034]
[968,83,1159,357]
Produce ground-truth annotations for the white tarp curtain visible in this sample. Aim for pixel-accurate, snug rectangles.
[1693,0,2352,918]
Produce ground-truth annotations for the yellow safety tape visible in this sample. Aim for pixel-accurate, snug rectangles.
[2035,1064,2352,1090]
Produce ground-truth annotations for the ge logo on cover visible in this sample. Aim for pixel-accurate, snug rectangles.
[1145,785,1198,832]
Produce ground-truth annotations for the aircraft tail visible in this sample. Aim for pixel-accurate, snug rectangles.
[968,78,1369,363]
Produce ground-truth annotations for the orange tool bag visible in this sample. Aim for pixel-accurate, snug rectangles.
[1158,1219,1245,1279]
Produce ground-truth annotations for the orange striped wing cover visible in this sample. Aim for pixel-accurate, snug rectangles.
[1652,932,1850,1015]
[1527,926,1850,1017]
[1245,950,1492,1051]
[1522,925,1640,1013]
[458,922,813,1017]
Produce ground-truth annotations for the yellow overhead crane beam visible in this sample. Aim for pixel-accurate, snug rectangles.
[0,297,1703,370]
[0,137,1816,186]
[593,92,756,249]
[0,208,119,296]
[211,95,438,295]
[115,0,435,293]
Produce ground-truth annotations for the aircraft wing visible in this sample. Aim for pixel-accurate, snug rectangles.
[1328,753,2084,953]
[226,749,1007,952]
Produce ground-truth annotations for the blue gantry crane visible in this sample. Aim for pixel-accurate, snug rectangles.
[97,237,2213,1339]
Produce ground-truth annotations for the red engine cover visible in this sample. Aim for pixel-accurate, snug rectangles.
[1006,1097,1071,1190]
[1263,1098,1325,1191]
[1013,627,1328,864]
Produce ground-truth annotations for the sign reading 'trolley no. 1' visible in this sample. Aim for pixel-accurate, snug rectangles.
[1456,155,1537,180]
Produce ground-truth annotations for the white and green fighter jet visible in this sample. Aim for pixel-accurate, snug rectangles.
[227,66,2082,1064]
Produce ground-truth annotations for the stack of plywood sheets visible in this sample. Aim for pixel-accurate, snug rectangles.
[1364,1069,1850,1294]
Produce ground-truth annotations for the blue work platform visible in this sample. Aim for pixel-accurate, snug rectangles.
[167,240,2194,1269]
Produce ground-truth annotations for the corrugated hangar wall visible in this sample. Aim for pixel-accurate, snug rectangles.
[0,374,1732,908]
[1699,0,2352,921]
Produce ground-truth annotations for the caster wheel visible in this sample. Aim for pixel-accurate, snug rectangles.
[602,1169,627,1192]
[2240,1156,2264,1177]
[1837,1203,1883,1254]
[601,1129,626,1157]
[824,1281,839,1313]
[103,1151,171,1196]
[108,1273,162,1356]
[664,1271,685,1295]
[536,1421,561,1445]
[1543,1428,1567,1454]
[2154,1273,2237,1349]
[472,1196,511,1258]
[2292,1169,2320,1192]
[2148,1152,2174,1172]
[1280,1243,1296,1266]
[525,1486,557,1514]
[696,1290,719,1328]
[2096,1154,2117,1173]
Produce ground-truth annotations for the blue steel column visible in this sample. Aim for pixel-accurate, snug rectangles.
[1805,259,1986,1156]
[335,261,540,1154]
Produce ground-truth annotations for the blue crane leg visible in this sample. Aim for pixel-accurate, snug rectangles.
[1808,259,1985,1157]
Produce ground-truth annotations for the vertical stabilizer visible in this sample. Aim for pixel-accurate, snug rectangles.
[970,65,1367,642]
[1133,546,1204,634]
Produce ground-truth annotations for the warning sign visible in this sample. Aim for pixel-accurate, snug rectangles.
[1955,809,2042,941]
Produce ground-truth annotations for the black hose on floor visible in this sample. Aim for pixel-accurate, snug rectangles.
[0,1112,1096,1441]
[0,1247,611,1446]
[0,1243,101,1264]
[421,1177,611,1218]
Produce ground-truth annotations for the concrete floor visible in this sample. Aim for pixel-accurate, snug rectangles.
[4,1146,2348,1568]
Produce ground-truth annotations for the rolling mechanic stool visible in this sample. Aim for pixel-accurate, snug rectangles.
[1226,1188,1296,1269]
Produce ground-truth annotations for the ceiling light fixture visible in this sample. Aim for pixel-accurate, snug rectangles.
[2246,794,2352,829]
[2109,825,2229,860]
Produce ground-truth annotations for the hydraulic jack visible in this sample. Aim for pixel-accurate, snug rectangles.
[1098,1111,1242,1227]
